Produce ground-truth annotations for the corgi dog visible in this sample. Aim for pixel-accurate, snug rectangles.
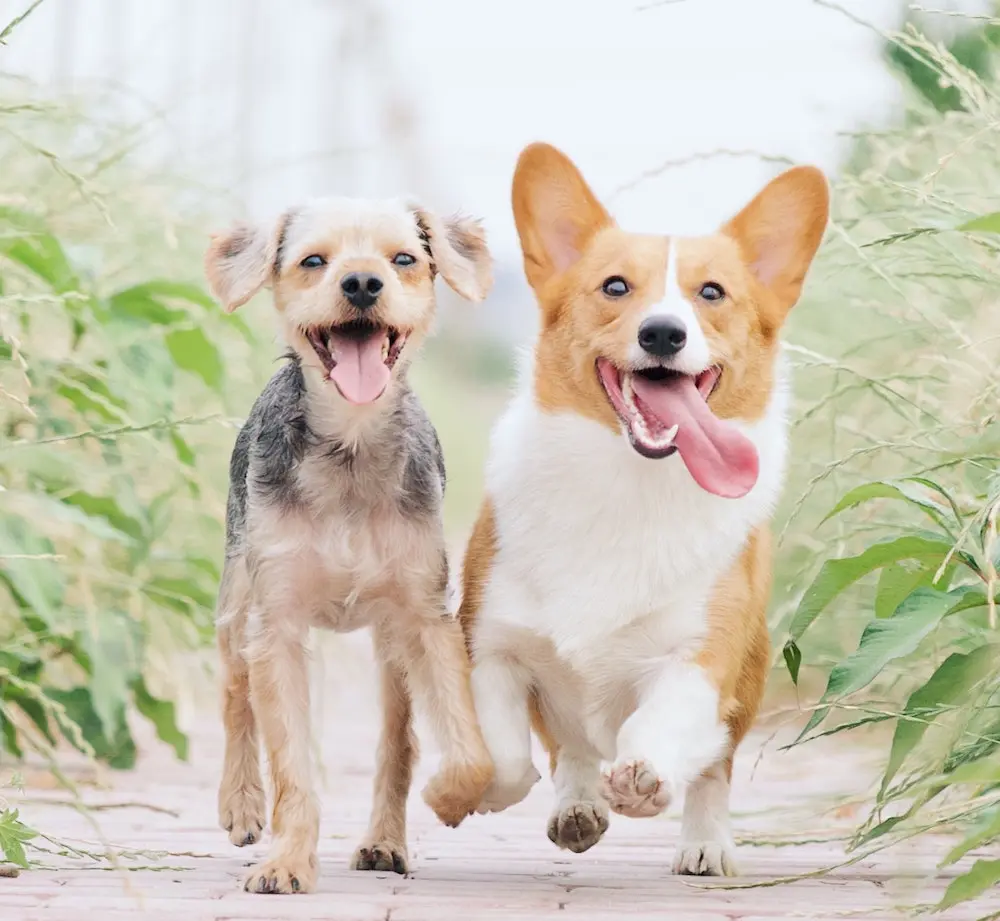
[458,143,828,876]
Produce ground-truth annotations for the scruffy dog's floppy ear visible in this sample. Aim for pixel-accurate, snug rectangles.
[204,213,292,312]
[409,205,494,303]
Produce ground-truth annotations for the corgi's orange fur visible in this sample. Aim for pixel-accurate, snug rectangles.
[458,143,828,874]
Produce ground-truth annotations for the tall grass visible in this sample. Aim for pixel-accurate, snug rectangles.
[0,80,269,856]
[771,23,1000,917]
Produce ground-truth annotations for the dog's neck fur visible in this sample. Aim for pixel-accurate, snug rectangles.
[293,349,413,457]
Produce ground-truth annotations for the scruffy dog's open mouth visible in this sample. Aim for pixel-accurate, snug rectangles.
[595,357,760,499]
[305,319,408,405]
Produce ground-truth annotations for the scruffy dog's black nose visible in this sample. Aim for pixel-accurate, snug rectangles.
[341,272,383,309]
[637,317,687,357]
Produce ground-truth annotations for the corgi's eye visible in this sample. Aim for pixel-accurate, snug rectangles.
[392,252,417,267]
[699,282,725,302]
[300,254,326,269]
[601,276,630,298]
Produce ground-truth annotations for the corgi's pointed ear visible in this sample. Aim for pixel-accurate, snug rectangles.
[722,166,829,313]
[512,142,613,291]
[409,206,494,303]
[204,211,294,312]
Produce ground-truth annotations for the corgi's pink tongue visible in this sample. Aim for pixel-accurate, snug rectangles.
[327,329,390,405]
[631,374,759,498]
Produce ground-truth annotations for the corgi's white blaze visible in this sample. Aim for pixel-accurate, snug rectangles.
[628,240,711,374]
[469,348,790,859]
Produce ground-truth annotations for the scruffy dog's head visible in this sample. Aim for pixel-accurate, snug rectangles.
[205,198,493,408]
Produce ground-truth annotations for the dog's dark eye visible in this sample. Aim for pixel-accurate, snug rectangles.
[699,282,725,302]
[602,276,630,298]
[300,254,326,269]
[392,252,416,267]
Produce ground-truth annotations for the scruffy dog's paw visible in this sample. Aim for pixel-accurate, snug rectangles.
[351,839,408,875]
[475,760,541,815]
[547,800,609,853]
[601,758,673,818]
[219,783,266,847]
[673,840,738,877]
[243,852,318,894]
[422,759,495,827]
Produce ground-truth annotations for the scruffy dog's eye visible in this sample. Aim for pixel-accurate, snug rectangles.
[392,252,416,267]
[300,254,326,269]
[601,276,630,298]
[699,282,725,302]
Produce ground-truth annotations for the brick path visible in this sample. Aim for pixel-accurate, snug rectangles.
[4,635,996,920]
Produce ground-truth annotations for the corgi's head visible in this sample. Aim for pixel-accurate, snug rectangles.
[512,143,829,499]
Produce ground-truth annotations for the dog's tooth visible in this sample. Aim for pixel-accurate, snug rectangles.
[664,424,679,443]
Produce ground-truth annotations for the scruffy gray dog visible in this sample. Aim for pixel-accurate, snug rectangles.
[204,198,495,895]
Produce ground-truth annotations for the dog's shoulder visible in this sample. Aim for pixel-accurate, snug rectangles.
[394,386,446,516]
[229,358,310,500]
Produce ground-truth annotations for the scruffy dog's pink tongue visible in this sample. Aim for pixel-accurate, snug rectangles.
[326,329,390,405]
[631,374,760,498]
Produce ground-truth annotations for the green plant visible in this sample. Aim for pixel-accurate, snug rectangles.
[0,83,266,771]
[775,24,1000,915]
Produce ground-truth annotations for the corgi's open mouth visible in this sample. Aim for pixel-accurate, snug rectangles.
[596,358,759,499]
[305,319,408,405]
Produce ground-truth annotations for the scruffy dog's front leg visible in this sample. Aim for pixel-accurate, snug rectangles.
[217,558,267,849]
[406,613,494,826]
[243,612,319,895]
[352,640,416,874]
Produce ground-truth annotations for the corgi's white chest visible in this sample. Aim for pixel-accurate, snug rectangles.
[481,381,788,659]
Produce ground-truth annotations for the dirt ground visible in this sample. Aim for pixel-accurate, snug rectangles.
[4,635,996,921]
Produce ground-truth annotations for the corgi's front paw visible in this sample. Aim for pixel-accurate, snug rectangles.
[673,839,738,877]
[547,799,608,853]
[601,757,673,818]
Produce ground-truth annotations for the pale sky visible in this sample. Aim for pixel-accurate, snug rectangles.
[0,0,988,337]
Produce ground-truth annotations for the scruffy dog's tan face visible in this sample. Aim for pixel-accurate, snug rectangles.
[205,198,492,405]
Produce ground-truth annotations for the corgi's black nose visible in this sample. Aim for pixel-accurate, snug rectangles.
[638,317,687,357]
[341,272,383,309]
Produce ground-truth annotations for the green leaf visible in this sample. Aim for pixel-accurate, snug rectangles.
[55,367,128,423]
[789,535,954,643]
[165,327,223,391]
[880,644,997,799]
[108,289,187,326]
[875,561,938,619]
[2,666,57,750]
[936,859,1000,911]
[822,478,955,527]
[958,212,1000,233]
[133,679,188,761]
[0,514,64,624]
[0,214,79,293]
[800,588,957,739]
[946,756,1000,787]
[170,430,196,466]
[46,687,136,769]
[943,805,1000,867]
[0,808,37,868]
[782,639,802,685]
[26,494,134,545]
[85,610,140,741]
[143,575,215,617]
[1,713,19,759]
[121,280,216,311]
[60,491,145,542]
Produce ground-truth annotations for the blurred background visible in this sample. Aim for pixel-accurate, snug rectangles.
[2,0,1000,908]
